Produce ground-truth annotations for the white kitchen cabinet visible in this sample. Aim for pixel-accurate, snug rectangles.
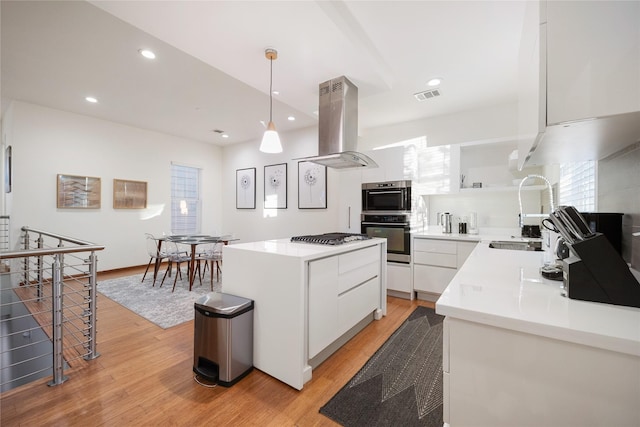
[386,262,412,299]
[516,0,546,171]
[412,237,476,301]
[444,317,640,426]
[413,144,460,195]
[308,245,380,359]
[337,168,362,234]
[517,0,640,169]
[546,1,640,125]
[361,146,405,183]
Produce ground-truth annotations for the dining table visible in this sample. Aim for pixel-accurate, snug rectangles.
[161,234,236,291]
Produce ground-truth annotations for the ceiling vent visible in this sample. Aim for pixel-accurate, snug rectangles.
[414,88,442,101]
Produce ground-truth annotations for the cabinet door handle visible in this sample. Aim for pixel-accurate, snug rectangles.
[348,206,351,229]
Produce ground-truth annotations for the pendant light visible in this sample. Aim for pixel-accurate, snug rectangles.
[260,48,282,153]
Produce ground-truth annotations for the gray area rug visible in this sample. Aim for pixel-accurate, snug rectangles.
[98,270,220,329]
[320,306,444,427]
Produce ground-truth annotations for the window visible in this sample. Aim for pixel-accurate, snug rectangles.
[171,163,201,234]
[557,161,596,212]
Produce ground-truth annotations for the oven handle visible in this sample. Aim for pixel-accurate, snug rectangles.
[367,190,402,195]
[361,222,410,226]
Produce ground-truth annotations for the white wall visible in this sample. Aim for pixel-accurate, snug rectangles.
[4,101,222,270]
[426,190,541,233]
[220,126,350,243]
[598,142,640,265]
[358,102,519,150]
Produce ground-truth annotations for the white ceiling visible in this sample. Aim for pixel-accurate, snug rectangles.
[1,0,527,148]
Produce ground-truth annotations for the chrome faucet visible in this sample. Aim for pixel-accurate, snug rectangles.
[518,174,555,229]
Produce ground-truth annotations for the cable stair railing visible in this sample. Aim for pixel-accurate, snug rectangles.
[0,224,104,392]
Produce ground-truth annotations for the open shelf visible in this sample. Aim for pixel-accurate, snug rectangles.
[459,184,546,193]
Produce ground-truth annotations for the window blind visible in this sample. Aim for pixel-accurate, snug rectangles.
[558,161,596,212]
[171,164,201,234]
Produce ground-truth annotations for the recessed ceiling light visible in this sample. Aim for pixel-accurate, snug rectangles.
[139,49,156,59]
[85,96,98,103]
[272,90,279,95]
[287,116,295,121]
[222,134,229,138]
[427,78,442,87]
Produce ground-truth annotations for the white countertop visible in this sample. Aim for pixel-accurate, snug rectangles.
[413,226,535,243]
[436,240,640,356]
[224,237,386,262]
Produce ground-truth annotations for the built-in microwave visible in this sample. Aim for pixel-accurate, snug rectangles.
[362,180,411,212]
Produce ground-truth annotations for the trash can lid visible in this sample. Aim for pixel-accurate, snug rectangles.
[195,292,253,314]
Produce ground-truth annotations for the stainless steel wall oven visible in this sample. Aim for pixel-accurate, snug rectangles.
[362,180,411,212]
[361,213,411,263]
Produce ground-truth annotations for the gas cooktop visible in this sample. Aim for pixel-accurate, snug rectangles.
[290,232,371,245]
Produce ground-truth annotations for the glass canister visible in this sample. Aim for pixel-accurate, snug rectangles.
[468,212,478,235]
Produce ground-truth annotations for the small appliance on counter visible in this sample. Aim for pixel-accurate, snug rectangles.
[547,205,640,308]
[468,212,478,235]
[438,212,453,234]
[580,212,623,254]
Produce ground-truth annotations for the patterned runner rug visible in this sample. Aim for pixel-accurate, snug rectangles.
[320,306,444,426]
[98,270,218,329]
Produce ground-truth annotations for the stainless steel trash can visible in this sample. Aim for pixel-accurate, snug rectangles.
[193,293,253,386]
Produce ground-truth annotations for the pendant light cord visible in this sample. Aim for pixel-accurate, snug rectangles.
[269,56,273,123]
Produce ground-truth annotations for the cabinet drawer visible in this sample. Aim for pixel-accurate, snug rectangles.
[338,261,378,295]
[387,262,412,293]
[413,264,457,294]
[339,245,379,274]
[338,276,379,336]
[414,238,457,254]
[414,251,457,268]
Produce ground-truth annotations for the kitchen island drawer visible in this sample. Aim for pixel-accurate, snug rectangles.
[339,245,379,274]
[338,276,380,336]
[338,261,378,294]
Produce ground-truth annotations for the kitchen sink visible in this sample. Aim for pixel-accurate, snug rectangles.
[488,240,543,251]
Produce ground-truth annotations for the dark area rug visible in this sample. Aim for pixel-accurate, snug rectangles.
[320,306,444,427]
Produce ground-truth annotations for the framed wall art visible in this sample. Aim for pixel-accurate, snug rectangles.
[264,163,287,209]
[57,174,101,209]
[236,167,256,209]
[298,161,327,209]
[113,179,147,209]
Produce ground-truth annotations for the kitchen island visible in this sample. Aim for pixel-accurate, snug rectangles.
[436,241,640,426]
[223,237,387,390]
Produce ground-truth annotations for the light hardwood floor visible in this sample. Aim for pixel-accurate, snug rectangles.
[1,266,433,426]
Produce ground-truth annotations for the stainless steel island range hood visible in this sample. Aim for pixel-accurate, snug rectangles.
[297,76,377,169]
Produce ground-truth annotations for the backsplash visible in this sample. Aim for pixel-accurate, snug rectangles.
[423,189,542,231]
[598,142,640,264]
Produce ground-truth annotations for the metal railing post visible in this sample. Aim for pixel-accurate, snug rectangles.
[37,234,44,301]
[84,251,100,360]
[21,230,30,286]
[48,254,68,386]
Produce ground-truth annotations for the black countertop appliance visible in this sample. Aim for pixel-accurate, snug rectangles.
[580,212,623,255]
[549,206,640,308]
